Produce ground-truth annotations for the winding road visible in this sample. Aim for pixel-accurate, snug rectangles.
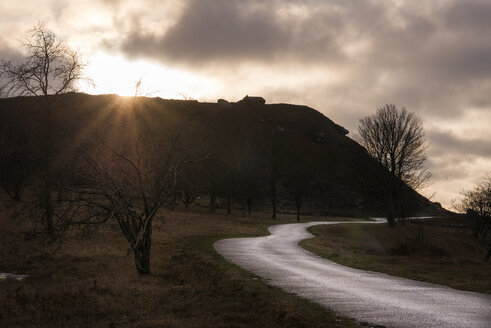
[214,220,491,328]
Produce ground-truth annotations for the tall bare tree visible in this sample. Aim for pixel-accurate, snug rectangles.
[75,101,187,274]
[358,104,430,226]
[267,125,287,219]
[0,22,86,236]
[0,22,85,98]
[78,134,178,274]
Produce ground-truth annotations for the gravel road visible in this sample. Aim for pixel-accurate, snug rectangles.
[214,221,491,328]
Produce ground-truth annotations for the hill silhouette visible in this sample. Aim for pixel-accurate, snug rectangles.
[0,93,445,217]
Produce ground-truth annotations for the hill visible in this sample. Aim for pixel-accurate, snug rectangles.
[0,92,445,217]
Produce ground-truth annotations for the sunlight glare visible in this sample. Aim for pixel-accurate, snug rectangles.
[85,52,214,99]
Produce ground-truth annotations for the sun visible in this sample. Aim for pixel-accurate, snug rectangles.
[83,52,213,99]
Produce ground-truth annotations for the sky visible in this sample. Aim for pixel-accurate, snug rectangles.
[1,0,490,209]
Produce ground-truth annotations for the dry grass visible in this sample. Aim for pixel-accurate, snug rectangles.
[301,219,491,294]
[0,205,361,328]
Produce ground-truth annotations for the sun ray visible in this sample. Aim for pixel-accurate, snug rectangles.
[83,52,214,99]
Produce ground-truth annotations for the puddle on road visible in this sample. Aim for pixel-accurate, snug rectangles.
[0,273,29,281]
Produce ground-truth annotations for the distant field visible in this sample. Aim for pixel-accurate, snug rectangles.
[0,205,361,328]
[301,218,491,294]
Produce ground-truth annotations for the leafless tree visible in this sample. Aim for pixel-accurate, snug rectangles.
[178,161,204,210]
[267,126,287,219]
[0,22,85,98]
[284,159,316,222]
[358,104,431,226]
[455,174,491,241]
[219,164,238,215]
[0,142,34,201]
[75,119,182,274]
[0,22,86,236]
[232,140,263,217]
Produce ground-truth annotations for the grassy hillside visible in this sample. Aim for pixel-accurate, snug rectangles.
[0,92,443,217]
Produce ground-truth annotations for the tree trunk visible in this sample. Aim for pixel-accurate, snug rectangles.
[183,191,191,210]
[295,194,302,222]
[242,199,247,218]
[386,206,396,227]
[133,218,152,275]
[170,192,177,211]
[44,189,54,236]
[43,97,55,237]
[227,196,231,214]
[247,197,252,216]
[134,245,151,274]
[271,177,277,219]
[209,191,216,213]
[57,184,63,202]
[386,188,397,228]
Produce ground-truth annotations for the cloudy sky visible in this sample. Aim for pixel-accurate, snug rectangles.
[1,0,490,209]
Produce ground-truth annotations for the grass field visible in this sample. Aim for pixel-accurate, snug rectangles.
[0,204,362,328]
[301,218,491,294]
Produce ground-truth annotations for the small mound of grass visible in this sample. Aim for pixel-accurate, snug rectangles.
[301,219,491,294]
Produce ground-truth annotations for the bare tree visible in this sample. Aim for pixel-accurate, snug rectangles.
[0,22,85,97]
[76,117,182,274]
[233,140,263,217]
[284,158,316,222]
[0,22,86,236]
[0,108,37,201]
[455,174,491,241]
[267,126,287,219]
[220,164,238,215]
[178,161,203,210]
[358,104,430,226]
[0,142,34,201]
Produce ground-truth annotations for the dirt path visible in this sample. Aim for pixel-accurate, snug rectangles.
[214,221,491,328]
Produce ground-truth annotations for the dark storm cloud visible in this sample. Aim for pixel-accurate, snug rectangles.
[445,0,491,33]
[116,0,491,91]
[0,41,23,64]
[119,0,347,64]
[428,130,491,158]
[122,0,288,62]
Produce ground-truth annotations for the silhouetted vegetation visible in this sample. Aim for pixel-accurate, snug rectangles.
[357,104,431,227]
[0,22,86,237]
[0,93,445,274]
[454,174,491,260]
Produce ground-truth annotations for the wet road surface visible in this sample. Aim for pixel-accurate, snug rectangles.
[214,221,491,328]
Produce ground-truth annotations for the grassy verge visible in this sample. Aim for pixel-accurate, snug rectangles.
[301,218,491,294]
[0,207,361,328]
